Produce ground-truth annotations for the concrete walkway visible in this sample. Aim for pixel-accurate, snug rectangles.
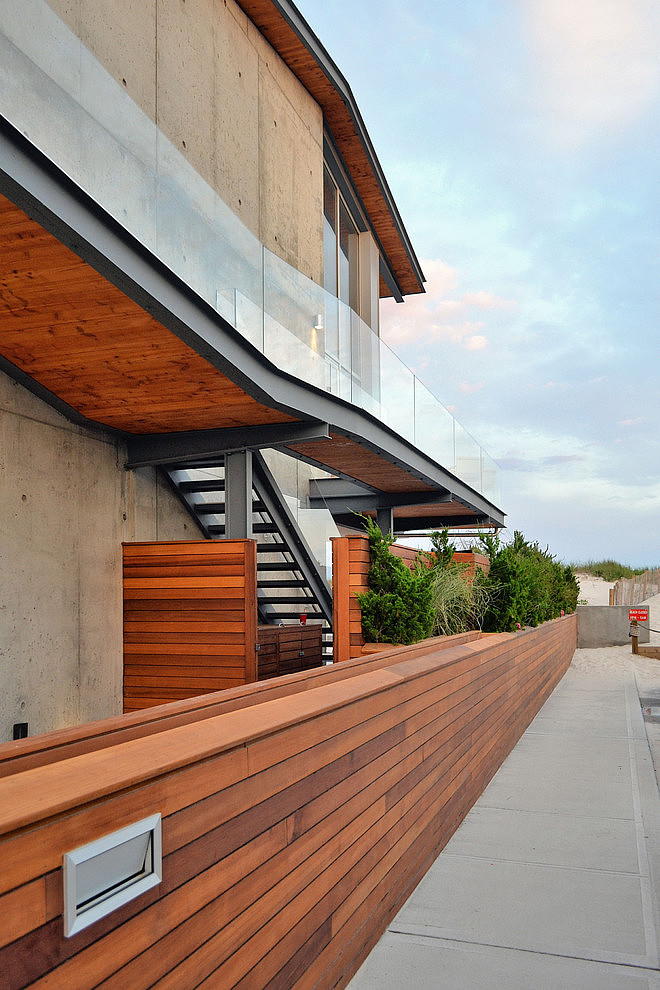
[348,644,660,989]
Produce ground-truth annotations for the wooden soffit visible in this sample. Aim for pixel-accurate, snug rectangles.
[0,193,295,434]
[0,188,494,526]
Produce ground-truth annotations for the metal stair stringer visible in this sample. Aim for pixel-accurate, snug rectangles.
[162,454,333,646]
[251,451,333,632]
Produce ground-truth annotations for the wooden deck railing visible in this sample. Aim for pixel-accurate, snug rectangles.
[0,615,576,988]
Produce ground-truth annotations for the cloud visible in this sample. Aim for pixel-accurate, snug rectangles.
[462,290,517,311]
[497,456,534,472]
[619,417,645,426]
[542,454,586,466]
[496,452,586,472]
[459,381,484,395]
[380,259,517,351]
[464,335,488,351]
[519,0,660,149]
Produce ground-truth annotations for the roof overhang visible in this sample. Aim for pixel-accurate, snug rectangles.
[234,0,425,299]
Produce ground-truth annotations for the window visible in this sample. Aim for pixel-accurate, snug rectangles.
[323,165,359,311]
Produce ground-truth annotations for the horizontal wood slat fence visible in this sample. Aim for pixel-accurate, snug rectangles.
[123,542,325,712]
[123,541,258,712]
[0,614,576,988]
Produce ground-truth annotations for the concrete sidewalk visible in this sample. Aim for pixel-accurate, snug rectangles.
[348,646,660,989]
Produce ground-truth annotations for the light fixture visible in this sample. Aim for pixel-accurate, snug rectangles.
[314,314,324,331]
[63,814,162,937]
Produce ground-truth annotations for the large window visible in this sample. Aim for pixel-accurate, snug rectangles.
[323,165,359,311]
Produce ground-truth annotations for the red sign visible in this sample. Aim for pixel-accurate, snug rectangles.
[629,608,648,622]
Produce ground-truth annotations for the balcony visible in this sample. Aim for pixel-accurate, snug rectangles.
[0,0,499,507]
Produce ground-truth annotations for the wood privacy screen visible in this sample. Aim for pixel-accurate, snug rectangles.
[332,535,490,662]
[0,615,576,989]
[123,540,258,712]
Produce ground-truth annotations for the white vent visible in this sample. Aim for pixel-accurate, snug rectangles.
[63,814,162,937]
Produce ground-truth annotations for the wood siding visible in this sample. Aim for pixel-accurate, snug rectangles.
[123,541,258,711]
[0,616,577,988]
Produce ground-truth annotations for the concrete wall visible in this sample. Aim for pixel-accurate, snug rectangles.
[577,605,651,648]
[44,0,324,282]
[0,370,199,742]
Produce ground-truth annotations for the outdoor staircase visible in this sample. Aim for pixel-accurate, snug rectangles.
[165,452,333,652]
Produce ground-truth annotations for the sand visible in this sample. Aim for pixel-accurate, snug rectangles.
[575,572,614,606]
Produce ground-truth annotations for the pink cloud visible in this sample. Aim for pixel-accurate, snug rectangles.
[464,335,488,351]
[462,290,517,311]
[380,259,517,349]
[459,381,485,395]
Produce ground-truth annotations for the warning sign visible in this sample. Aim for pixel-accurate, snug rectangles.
[629,608,649,622]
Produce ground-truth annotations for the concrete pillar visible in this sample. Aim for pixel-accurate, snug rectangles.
[358,231,380,333]
[225,450,253,539]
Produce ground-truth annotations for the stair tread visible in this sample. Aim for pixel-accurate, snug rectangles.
[178,480,226,493]
[258,595,316,604]
[258,579,307,588]
[166,462,333,634]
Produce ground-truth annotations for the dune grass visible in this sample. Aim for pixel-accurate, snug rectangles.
[569,559,651,582]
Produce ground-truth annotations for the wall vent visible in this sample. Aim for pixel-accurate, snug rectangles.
[63,814,162,937]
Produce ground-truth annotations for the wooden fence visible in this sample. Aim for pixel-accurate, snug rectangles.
[612,567,660,606]
[0,614,576,988]
[331,535,490,662]
[123,541,323,711]
[123,540,258,711]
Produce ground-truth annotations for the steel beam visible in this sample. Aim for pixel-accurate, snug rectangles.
[125,422,330,468]
[225,450,253,540]
[309,479,453,513]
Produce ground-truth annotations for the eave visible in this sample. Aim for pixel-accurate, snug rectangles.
[234,0,425,299]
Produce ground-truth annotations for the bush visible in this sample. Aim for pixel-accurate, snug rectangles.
[355,516,434,645]
[355,519,577,644]
[477,531,579,632]
[571,559,648,582]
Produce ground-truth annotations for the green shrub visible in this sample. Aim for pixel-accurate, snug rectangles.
[477,531,579,631]
[355,515,434,645]
[355,519,577,644]
[570,559,649,582]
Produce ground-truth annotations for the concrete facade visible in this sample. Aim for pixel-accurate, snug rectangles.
[577,604,651,649]
[0,370,198,742]
[44,0,324,281]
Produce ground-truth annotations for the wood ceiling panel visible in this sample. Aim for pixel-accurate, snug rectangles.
[288,433,435,494]
[392,503,472,519]
[0,194,295,435]
[0,193,470,508]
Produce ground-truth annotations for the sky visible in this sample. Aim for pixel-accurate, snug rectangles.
[295,0,660,567]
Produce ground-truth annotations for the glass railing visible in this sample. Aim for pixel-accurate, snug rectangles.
[0,0,500,508]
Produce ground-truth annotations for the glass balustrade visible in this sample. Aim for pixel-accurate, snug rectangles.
[0,0,500,507]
